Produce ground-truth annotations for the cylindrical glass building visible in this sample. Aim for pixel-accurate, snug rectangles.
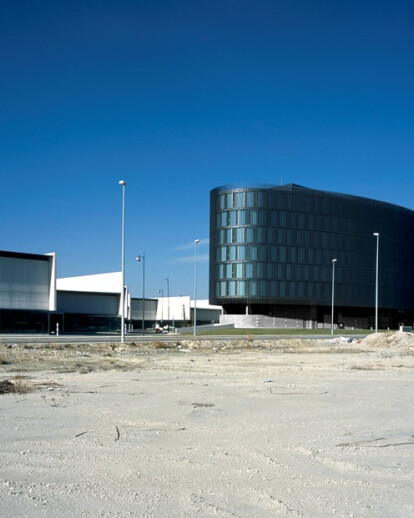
[209,184,414,329]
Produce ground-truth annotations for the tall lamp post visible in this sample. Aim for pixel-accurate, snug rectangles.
[165,277,170,324]
[194,239,200,336]
[331,258,337,335]
[158,288,164,324]
[119,180,126,343]
[373,232,380,333]
[136,254,145,335]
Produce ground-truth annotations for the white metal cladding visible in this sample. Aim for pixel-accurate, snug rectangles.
[57,291,120,315]
[155,295,191,322]
[57,272,122,293]
[0,255,52,310]
[46,253,57,310]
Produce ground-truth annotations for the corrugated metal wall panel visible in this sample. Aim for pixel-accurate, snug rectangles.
[130,298,158,320]
[0,256,51,310]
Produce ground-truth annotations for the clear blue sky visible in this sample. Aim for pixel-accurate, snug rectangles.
[1,0,413,299]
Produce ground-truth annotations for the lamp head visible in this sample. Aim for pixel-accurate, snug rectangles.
[373,232,380,237]
[332,258,337,263]
[194,239,200,244]
[119,180,126,186]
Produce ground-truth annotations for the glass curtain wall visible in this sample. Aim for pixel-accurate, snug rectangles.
[209,184,414,321]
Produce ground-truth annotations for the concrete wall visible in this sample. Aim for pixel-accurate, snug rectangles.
[220,314,307,329]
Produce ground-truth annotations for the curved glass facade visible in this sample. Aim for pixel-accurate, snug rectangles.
[209,184,414,327]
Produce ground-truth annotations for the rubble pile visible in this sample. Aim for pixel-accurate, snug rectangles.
[361,331,414,349]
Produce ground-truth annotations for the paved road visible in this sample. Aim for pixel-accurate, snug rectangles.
[0,332,367,344]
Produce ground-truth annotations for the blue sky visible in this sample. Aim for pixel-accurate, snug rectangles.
[1,0,413,299]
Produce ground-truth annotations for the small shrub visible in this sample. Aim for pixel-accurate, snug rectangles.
[349,364,384,371]
[0,379,30,394]
[48,343,62,350]
[153,341,172,349]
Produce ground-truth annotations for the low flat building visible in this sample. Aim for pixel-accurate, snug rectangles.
[1,252,220,334]
[57,272,157,333]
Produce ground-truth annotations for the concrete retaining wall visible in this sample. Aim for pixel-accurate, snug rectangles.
[219,314,310,329]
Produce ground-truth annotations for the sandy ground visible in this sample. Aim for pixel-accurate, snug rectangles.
[1,333,414,517]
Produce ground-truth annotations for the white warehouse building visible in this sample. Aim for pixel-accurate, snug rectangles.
[0,250,221,334]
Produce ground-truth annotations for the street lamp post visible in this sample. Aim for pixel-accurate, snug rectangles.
[119,180,126,343]
[194,239,200,336]
[165,277,170,325]
[373,232,380,333]
[331,258,337,335]
[136,254,145,335]
[158,289,164,324]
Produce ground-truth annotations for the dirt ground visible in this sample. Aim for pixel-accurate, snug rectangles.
[1,333,413,517]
